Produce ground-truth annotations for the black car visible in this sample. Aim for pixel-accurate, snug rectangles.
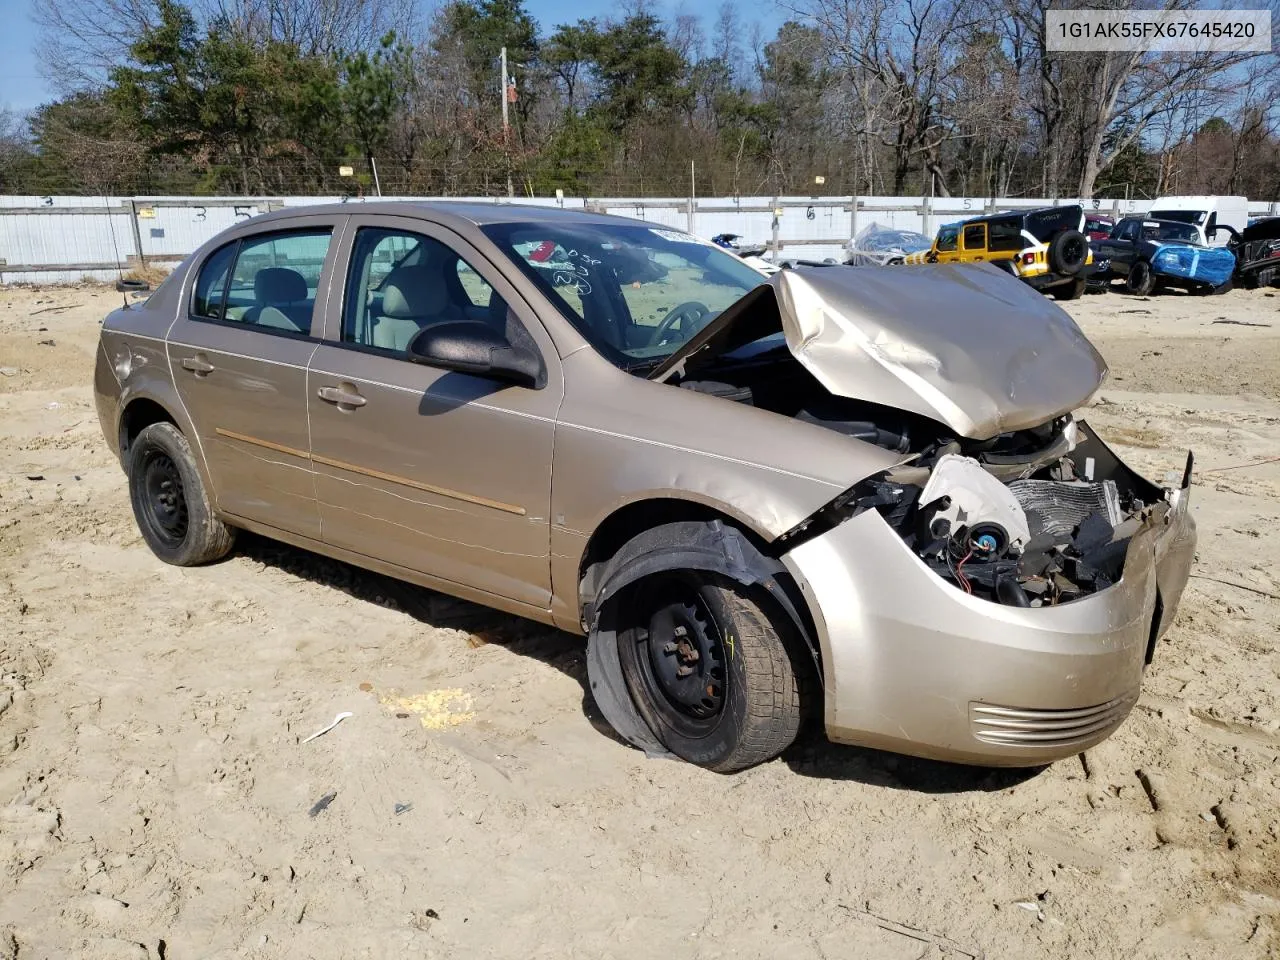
[1093,217,1236,296]
[1220,218,1280,288]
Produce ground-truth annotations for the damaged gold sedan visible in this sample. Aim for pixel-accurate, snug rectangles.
[93,203,1195,772]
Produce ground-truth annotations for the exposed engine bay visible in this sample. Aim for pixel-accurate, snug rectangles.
[676,356,1186,608]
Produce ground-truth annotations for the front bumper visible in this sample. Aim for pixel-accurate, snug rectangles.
[782,479,1195,766]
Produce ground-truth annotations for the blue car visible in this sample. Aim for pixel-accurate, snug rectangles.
[1094,217,1236,295]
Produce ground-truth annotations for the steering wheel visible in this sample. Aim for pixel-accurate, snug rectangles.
[648,301,710,347]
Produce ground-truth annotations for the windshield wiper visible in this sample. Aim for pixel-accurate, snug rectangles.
[624,357,667,375]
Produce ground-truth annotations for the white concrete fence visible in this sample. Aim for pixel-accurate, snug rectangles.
[3,193,1279,284]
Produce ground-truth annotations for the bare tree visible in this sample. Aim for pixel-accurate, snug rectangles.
[1005,0,1273,197]
[32,0,419,91]
[792,0,987,195]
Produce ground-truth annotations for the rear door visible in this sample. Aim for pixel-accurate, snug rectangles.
[986,216,1024,266]
[168,219,343,539]
[306,215,562,609]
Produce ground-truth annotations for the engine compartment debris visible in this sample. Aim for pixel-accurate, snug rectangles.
[766,409,1185,607]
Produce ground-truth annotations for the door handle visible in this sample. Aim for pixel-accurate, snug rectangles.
[317,385,367,408]
[181,355,215,375]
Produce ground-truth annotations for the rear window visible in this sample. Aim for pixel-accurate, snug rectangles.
[1024,207,1083,243]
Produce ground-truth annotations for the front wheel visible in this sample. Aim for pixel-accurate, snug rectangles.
[1127,261,1156,296]
[127,421,235,566]
[616,573,805,772]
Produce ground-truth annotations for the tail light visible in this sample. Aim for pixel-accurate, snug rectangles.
[1022,253,1036,265]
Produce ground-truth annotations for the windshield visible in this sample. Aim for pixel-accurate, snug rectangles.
[1143,221,1200,243]
[861,229,930,251]
[482,221,767,370]
[1149,209,1206,226]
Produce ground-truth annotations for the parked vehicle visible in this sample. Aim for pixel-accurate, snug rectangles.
[710,233,779,275]
[711,233,767,257]
[1220,217,1280,288]
[95,202,1194,772]
[1094,217,1236,295]
[845,222,932,265]
[1147,195,1248,247]
[1084,214,1115,242]
[902,204,1093,300]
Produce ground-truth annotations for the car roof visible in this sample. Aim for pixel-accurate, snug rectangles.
[243,200,649,230]
[960,203,1083,226]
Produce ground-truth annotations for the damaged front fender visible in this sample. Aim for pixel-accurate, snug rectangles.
[583,520,819,757]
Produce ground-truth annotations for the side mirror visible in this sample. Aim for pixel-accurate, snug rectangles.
[1210,224,1240,242]
[406,320,545,389]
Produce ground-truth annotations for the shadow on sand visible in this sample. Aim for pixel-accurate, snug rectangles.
[235,531,1048,792]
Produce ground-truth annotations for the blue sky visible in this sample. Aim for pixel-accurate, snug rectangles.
[0,0,788,113]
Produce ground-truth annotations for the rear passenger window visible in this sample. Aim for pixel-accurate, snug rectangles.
[192,243,236,319]
[963,224,986,250]
[211,230,332,333]
[987,219,1023,252]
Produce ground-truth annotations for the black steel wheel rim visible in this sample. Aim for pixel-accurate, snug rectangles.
[627,579,727,732]
[1063,236,1085,267]
[141,450,189,546]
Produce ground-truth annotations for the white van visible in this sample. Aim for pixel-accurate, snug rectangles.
[1146,195,1249,247]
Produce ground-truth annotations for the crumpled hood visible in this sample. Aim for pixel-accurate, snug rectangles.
[652,263,1107,440]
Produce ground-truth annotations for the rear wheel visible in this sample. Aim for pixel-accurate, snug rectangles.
[616,573,805,772]
[1052,278,1087,301]
[128,422,235,566]
[1048,229,1088,275]
[1126,261,1156,296]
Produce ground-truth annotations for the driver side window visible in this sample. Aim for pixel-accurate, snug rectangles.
[935,227,959,252]
[342,228,513,354]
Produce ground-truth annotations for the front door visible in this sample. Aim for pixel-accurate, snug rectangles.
[168,222,342,539]
[306,217,561,609]
[930,224,960,263]
[1096,220,1138,276]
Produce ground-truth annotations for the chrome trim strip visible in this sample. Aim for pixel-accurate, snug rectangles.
[214,427,310,460]
[310,452,527,516]
[213,427,527,516]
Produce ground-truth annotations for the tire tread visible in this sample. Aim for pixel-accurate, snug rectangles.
[702,582,804,773]
[128,422,235,566]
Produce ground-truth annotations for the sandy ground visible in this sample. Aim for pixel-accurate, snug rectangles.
[1,280,1278,960]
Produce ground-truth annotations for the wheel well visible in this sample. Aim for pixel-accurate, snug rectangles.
[579,499,769,592]
[119,398,177,456]
[579,503,826,690]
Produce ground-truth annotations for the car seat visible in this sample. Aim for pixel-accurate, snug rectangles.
[243,267,311,332]
[372,257,467,351]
